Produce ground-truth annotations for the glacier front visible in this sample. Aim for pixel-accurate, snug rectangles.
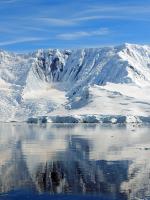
[0,43,150,123]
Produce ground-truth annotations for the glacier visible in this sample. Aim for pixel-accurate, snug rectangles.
[0,43,150,123]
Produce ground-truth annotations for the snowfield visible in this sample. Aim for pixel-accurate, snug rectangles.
[0,43,150,123]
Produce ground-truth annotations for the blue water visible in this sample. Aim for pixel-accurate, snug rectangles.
[0,190,122,200]
[0,123,150,200]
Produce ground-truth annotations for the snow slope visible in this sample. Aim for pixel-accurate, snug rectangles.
[0,43,150,122]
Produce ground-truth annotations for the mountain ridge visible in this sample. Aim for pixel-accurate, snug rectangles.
[0,43,150,122]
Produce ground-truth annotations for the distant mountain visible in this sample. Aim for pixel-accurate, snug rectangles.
[0,43,150,122]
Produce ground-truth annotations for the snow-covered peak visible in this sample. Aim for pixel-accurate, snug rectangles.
[1,43,150,87]
[0,44,150,122]
[117,43,150,86]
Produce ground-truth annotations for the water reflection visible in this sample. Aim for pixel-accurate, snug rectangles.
[0,123,150,199]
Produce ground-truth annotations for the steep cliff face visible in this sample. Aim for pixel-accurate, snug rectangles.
[31,43,150,86]
[0,43,150,122]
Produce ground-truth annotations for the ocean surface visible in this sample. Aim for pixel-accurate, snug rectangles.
[0,123,150,200]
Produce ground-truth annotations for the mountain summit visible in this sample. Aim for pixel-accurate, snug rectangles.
[0,44,150,122]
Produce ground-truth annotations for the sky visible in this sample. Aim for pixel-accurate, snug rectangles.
[0,0,150,52]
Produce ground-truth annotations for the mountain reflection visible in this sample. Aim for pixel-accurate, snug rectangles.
[0,123,150,200]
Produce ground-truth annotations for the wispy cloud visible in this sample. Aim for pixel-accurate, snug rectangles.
[73,15,150,23]
[74,15,120,22]
[57,28,110,40]
[0,0,150,51]
[0,0,18,3]
[76,5,150,16]
[72,5,150,23]
[35,7,150,28]
[0,37,44,46]
[37,17,76,26]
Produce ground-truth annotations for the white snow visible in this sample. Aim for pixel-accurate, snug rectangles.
[0,44,150,123]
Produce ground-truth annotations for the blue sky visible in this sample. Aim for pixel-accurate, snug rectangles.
[0,0,150,52]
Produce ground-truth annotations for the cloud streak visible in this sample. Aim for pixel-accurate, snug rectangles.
[0,37,45,46]
[57,28,110,40]
[35,6,150,28]
[0,0,19,3]
[72,4,150,23]
[75,5,150,16]
[0,0,150,51]
[37,17,76,26]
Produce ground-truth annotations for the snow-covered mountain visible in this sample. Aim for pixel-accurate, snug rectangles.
[0,43,150,122]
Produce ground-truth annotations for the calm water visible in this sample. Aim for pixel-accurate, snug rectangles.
[0,123,150,200]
